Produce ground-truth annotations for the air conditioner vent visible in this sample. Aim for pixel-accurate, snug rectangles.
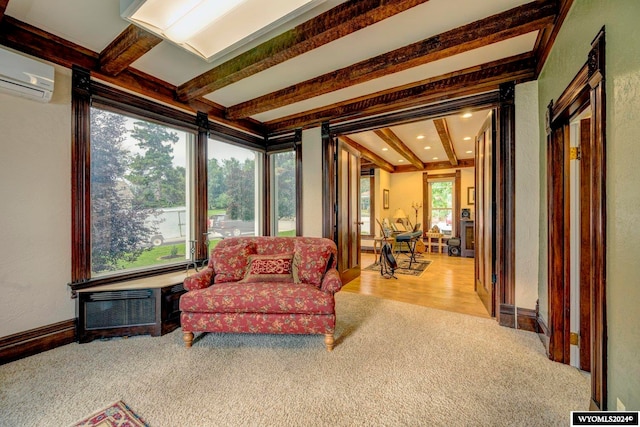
[90,290,153,301]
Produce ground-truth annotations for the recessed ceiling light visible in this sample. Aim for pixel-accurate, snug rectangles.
[463,137,471,141]
[462,112,473,118]
[399,159,404,162]
[424,146,431,150]
[466,150,473,154]
[432,157,439,160]
[382,148,388,151]
[417,135,425,139]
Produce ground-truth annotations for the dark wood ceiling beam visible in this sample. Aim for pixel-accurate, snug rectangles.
[0,16,98,69]
[374,128,424,170]
[339,136,395,173]
[176,0,429,101]
[433,118,458,166]
[227,0,556,119]
[99,25,162,76]
[266,53,536,133]
[0,16,263,135]
[0,0,9,21]
[534,0,573,76]
[394,158,475,173]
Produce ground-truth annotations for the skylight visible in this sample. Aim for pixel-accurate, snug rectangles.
[120,0,326,62]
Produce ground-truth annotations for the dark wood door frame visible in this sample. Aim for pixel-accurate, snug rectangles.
[323,92,516,326]
[322,122,337,240]
[545,28,606,411]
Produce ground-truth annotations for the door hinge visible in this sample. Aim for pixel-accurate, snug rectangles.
[570,147,581,160]
[570,332,579,346]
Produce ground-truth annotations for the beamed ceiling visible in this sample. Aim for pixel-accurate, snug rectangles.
[0,0,571,172]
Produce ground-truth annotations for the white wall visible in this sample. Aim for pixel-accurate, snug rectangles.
[0,65,74,337]
[514,81,540,310]
[389,172,422,227]
[459,168,475,215]
[301,127,323,237]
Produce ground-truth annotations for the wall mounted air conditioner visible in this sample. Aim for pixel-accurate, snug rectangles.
[0,47,54,102]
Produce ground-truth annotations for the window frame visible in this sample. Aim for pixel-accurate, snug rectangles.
[69,67,265,293]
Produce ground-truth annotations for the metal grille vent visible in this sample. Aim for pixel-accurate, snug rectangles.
[89,290,153,301]
[85,294,155,329]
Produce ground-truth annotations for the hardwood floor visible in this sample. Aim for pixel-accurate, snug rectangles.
[342,251,490,318]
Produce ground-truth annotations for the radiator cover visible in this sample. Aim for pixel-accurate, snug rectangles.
[77,283,185,343]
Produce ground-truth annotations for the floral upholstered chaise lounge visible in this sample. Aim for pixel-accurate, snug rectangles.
[179,236,343,351]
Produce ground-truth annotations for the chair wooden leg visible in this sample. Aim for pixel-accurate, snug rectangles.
[324,333,334,352]
[183,331,194,348]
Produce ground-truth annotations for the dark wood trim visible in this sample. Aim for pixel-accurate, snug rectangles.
[374,128,424,170]
[499,304,540,333]
[422,173,428,233]
[546,27,606,410]
[0,0,9,20]
[496,82,516,326]
[71,66,92,285]
[322,122,336,240]
[319,92,501,138]
[99,25,162,76]
[195,112,209,261]
[176,0,429,101]
[295,129,303,236]
[266,54,536,133]
[226,0,557,119]
[264,148,273,236]
[426,173,457,180]
[0,320,76,365]
[455,170,461,236]
[579,117,592,373]
[587,28,607,412]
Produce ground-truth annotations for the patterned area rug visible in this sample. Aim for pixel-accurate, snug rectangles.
[363,258,431,276]
[70,400,148,427]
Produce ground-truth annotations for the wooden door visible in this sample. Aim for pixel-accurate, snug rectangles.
[336,139,362,283]
[475,113,496,316]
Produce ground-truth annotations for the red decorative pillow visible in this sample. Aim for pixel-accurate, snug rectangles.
[240,253,294,283]
[211,242,257,283]
[292,241,333,286]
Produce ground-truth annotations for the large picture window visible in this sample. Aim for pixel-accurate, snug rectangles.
[207,138,261,242]
[70,70,268,291]
[270,150,297,236]
[90,107,194,276]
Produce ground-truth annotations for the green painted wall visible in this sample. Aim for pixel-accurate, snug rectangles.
[538,0,640,410]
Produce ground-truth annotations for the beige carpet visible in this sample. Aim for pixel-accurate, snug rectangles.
[0,292,589,426]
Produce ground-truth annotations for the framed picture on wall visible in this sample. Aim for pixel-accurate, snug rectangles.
[467,187,475,205]
[383,189,389,209]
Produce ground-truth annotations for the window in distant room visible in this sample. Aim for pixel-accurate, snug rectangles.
[270,150,297,236]
[428,179,454,236]
[360,176,374,236]
[90,107,194,276]
[206,138,262,244]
